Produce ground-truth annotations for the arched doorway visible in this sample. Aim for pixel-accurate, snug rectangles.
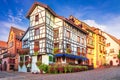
[110,60,113,66]
[4,61,7,71]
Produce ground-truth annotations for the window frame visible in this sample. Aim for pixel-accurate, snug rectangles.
[34,28,40,36]
[35,14,39,22]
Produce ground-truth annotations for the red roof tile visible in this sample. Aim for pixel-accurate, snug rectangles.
[0,40,7,48]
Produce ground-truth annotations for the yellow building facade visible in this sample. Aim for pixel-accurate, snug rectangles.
[86,29,95,66]
[92,27,106,68]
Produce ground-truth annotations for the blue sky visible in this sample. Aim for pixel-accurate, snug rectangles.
[0,0,120,41]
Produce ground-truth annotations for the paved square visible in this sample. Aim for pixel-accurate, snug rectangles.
[0,67,120,80]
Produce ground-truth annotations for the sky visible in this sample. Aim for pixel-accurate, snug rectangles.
[0,0,120,41]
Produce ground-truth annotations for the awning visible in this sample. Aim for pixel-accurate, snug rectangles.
[54,53,88,61]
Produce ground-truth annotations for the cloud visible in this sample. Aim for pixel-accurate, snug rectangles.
[83,20,107,31]
[103,16,120,39]
[0,7,28,41]
[83,16,120,39]
[0,21,27,41]
[8,9,25,23]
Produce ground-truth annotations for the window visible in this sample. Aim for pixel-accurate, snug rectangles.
[54,43,59,53]
[81,38,84,45]
[20,56,24,62]
[116,60,118,63]
[66,30,70,38]
[34,41,39,52]
[106,43,110,47]
[77,36,80,43]
[54,43,59,48]
[23,39,28,45]
[113,57,116,59]
[99,37,101,42]
[25,56,29,61]
[77,47,80,55]
[54,29,59,38]
[34,28,39,36]
[66,44,71,53]
[9,41,13,47]
[37,55,42,61]
[110,49,114,53]
[11,35,13,40]
[49,56,53,62]
[99,45,101,52]
[17,49,19,53]
[35,14,39,22]
[77,47,80,52]
[66,44,71,48]
[34,41,39,48]
[82,48,85,56]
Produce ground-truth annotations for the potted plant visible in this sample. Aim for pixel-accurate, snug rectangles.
[36,60,42,67]
[117,50,120,66]
[25,61,31,67]
[39,64,48,74]
[19,61,24,68]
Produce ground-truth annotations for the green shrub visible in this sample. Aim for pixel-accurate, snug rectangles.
[68,65,73,73]
[48,66,51,73]
[64,66,68,73]
[39,64,48,73]
[54,66,58,74]
[36,61,42,67]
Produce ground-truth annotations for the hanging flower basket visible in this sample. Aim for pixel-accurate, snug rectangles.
[66,48,72,53]
[19,61,24,68]
[77,52,81,55]
[34,47,39,56]
[53,48,59,54]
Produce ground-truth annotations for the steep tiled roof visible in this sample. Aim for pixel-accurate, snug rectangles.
[11,26,24,34]
[105,32,120,44]
[68,15,94,33]
[0,40,7,48]
[8,26,25,41]
[26,2,56,18]
[26,2,88,34]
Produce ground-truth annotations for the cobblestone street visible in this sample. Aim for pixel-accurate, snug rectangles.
[0,67,120,80]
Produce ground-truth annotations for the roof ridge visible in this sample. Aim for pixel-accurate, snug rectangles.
[105,32,120,44]
[11,26,25,32]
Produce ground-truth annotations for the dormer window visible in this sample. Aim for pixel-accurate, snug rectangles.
[35,14,39,22]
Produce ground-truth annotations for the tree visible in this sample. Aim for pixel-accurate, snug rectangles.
[117,50,120,66]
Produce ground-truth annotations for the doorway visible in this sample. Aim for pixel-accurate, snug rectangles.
[110,60,113,66]
[4,61,7,71]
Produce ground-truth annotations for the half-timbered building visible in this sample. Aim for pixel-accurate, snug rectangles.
[19,2,88,73]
